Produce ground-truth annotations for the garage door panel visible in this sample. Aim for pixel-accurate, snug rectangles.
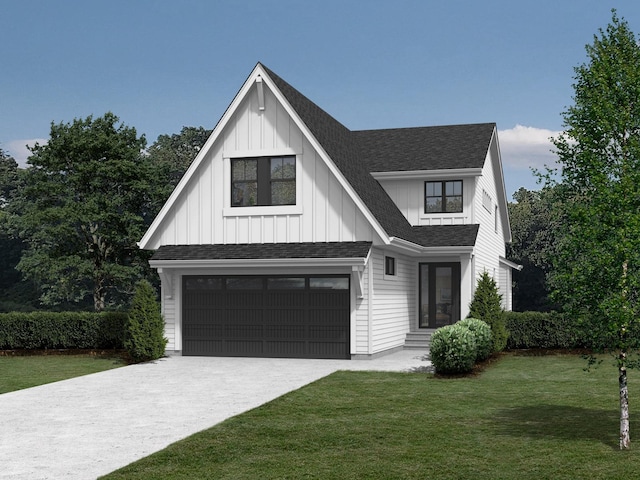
[183,275,349,359]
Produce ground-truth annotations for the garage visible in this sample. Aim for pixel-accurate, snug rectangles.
[182,275,350,359]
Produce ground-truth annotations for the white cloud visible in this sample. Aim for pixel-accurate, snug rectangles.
[5,138,48,168]
[498,125,561,171]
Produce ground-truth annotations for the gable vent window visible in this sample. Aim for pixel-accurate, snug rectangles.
[385,256,396,276]
[425,180,463,213]
[232,156,296,207]
[483,190,492,212]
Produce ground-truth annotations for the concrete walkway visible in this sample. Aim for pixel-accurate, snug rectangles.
[0,350,430,480]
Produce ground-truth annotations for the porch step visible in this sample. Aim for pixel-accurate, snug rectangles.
[404,330,433,349]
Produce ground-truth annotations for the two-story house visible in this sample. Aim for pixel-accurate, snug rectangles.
[139,62,519,359]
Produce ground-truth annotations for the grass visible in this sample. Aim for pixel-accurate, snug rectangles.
[101,353,640,480]
[0,353,125,394]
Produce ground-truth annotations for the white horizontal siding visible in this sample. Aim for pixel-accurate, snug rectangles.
[472,147,507,293]
[368,249,415,353]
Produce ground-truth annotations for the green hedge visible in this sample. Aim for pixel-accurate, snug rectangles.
[504,311,582,350]
[0,311,128,350]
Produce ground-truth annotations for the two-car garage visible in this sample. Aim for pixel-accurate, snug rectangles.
[182,275,351,359]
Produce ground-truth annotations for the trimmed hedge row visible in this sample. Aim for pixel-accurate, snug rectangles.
[0,311,128,350]
[504,311,582,350]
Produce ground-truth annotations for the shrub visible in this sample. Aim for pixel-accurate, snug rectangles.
[0,311,127,350]
[457,318,493,361]
[429,323,478,374]
[124,280,167,363]
[469,271,508,352]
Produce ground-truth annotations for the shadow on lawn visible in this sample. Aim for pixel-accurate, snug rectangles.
[492,404,624,449]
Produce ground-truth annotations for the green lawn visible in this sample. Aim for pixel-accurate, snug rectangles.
[0,354,125,394]
[102,353,640,480]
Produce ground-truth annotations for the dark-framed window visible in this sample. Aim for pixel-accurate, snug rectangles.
[385,256,396,276]
[231,156,296,207]
[425,180,463,213]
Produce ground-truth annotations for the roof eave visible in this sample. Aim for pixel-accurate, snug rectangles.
[149,256,369,270]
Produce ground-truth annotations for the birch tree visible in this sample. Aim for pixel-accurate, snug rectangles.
[548,10,640,449]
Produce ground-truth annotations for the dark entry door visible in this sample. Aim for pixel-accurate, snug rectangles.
[419,263,461,328]
[182,275,350,359]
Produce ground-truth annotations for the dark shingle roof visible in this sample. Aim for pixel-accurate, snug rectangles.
[260,64,492,248]
[151,241,373,261]
[354,124,495,172]
[411,225,479,247]
[262,65,419,244]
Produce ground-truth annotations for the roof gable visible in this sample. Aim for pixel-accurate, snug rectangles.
[140,63,504,250]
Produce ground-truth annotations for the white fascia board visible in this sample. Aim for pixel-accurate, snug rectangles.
[259,69,391,245]
[387,237,474,257]
[490,127,513,243]
[499,256,523,271]
[149,256,369,270]
[370,168,483,181]
[139,64,267,250]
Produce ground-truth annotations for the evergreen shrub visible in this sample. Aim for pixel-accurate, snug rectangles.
[429,323,478,374]
[124,280,167,363]
[469,272,508,352]
[457,318,493,361]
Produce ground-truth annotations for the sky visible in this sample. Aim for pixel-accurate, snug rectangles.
[2,0,640,199]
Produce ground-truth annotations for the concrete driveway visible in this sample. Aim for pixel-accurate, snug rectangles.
[0,350,430,480]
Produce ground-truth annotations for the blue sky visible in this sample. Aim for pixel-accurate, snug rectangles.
[2,0,639,198]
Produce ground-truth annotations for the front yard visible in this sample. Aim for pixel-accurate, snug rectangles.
[0,353,124,394]
[102,353,640,480]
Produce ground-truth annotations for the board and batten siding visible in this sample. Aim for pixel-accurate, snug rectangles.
[143,80,376,249]
[367,248,415,353]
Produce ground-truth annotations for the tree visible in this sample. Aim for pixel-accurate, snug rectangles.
[11,113,153,311]
[468,271,507,353]
[146,126,211,198]
[548,11,640,449]
[507,187,562,311]
[0,149,26,295]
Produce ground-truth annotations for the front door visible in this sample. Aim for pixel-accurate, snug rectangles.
[419,263,461,328]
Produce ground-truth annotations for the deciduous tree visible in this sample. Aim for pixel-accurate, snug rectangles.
[13,113,152,311]
[548,10,640,449]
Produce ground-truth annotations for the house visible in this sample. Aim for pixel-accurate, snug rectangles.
[139,62,518,359]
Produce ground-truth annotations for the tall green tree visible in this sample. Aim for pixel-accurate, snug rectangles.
[12,113,153,311]
[146,126,211,197]
[0,149,25,294]
[507,186,562,311]
[548,11,640,449]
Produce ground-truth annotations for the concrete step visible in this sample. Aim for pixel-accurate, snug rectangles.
[404,330,433,349]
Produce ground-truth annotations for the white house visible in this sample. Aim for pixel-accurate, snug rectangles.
[139,62,518,359]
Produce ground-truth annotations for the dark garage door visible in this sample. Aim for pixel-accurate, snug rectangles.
[182,275,350,359]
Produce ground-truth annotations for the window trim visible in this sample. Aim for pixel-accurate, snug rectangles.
[424,180,463,214]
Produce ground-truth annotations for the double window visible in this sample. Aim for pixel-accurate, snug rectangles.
[231,156,296,207]
[425,180,463,213]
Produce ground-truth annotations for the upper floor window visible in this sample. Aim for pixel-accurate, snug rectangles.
[425,180,463,213]
[231,156,296,207]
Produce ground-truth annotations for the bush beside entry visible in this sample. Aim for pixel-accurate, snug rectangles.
[429,323,478,374]
[125,280,167,363]
[457,318,493,362]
